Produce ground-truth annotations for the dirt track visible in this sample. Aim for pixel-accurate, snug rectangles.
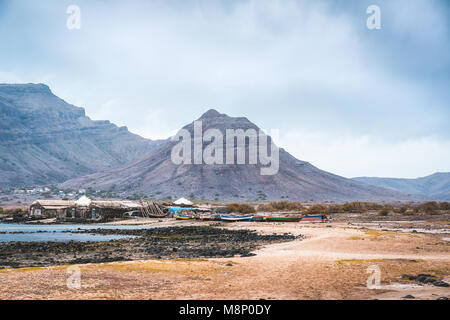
[0,221,449,300]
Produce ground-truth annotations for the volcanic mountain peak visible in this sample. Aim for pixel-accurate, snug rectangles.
[62,108,417,202]
[198,109,225,120]
[186,109,256,133]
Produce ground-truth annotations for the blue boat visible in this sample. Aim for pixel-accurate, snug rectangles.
[220,215,254,222]
[301,215,329,222]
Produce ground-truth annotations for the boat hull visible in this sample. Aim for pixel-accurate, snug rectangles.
[252,216,266,222]
[300,215,329,222]
[265,216,301,222]
[220,215,253,222]
[174,214,194,220]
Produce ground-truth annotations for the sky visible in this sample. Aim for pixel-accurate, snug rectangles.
[0,0,449,179]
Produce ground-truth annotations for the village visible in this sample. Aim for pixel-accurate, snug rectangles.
[0,195,329,224]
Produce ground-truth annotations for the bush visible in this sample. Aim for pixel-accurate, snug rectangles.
[414,202,440,215]
[366,202,384,211]
[257,203,272,212]
[341,202,367,213]
[394,205,408,214]
[305,204,328,215]
[402,210,414,216]
[339,202,384,213]
[439,202,450,210]
[257,201,304,212]
[327,204,344,213]
[378,204,393,216]
[227,203,256,214]
[1,207,27,216]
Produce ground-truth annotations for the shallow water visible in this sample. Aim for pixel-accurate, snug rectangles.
[0,223,154,243]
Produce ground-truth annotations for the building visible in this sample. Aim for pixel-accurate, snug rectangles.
[28,197,169,221]
[29,200,76,219]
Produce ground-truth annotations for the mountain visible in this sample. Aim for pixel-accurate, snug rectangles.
[0,83,164,187]
[353,173,450,200]
[61,109,415,202]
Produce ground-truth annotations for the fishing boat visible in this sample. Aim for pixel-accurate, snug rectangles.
[209,214,222,221]
[220,215,254,222]
[197,214,219,221]
[265,216,301,222]
[300,215,329,222]
[252,216,267,222]
[174,212,195,220]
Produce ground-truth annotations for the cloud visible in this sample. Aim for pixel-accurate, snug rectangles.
[0,70,23,83]
[281,130,450,179]
[0,0,448,177]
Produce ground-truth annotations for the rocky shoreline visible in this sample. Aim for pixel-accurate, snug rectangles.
[0,226,299,269]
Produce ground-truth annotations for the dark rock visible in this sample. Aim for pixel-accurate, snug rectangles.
[437,297,448,300]
[403,295,415,299]
[240,253,256,257]
[433,281,449,287]
[416,274,435,283]
[0,226,298,269]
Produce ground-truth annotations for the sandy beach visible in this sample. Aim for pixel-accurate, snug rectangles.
[0,219,448,300]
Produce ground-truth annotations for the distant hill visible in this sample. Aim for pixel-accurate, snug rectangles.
[353,173,450,200]
[62,109,416,202]
[0,83,164,187]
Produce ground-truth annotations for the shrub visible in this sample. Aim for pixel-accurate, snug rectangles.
[227,203,256,214]
[340,202,380,213]
[257,203,272,212]
[439,202,450,210]
[305,204,328,215]
[414,202,440,215]
[1,207,27,216]
[327,204,344,213]
[394,205,408,214]
[402,210,414,216]
[257,201,304,212]
[378,204,393,216]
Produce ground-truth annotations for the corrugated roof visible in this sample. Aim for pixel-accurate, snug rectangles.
[31,200,142,209]
[41,205,72,210]
[91,200,142,209]
[32,200,76,207]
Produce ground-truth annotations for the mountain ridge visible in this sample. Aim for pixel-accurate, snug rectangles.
[352,172,450,200]
[0,83,165,187]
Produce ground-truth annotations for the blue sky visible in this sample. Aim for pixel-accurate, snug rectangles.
[0,0,449,178]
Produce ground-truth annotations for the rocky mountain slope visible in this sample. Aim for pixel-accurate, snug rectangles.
[62,109,416,202]
[353,173,450,200]
[0,83,164,187]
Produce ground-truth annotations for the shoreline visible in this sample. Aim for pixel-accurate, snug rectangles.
[0,224,297,269]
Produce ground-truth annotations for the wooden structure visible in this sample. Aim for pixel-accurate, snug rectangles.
[29,197,169,221]
[30,200,76,219]
[139,200,166,218]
